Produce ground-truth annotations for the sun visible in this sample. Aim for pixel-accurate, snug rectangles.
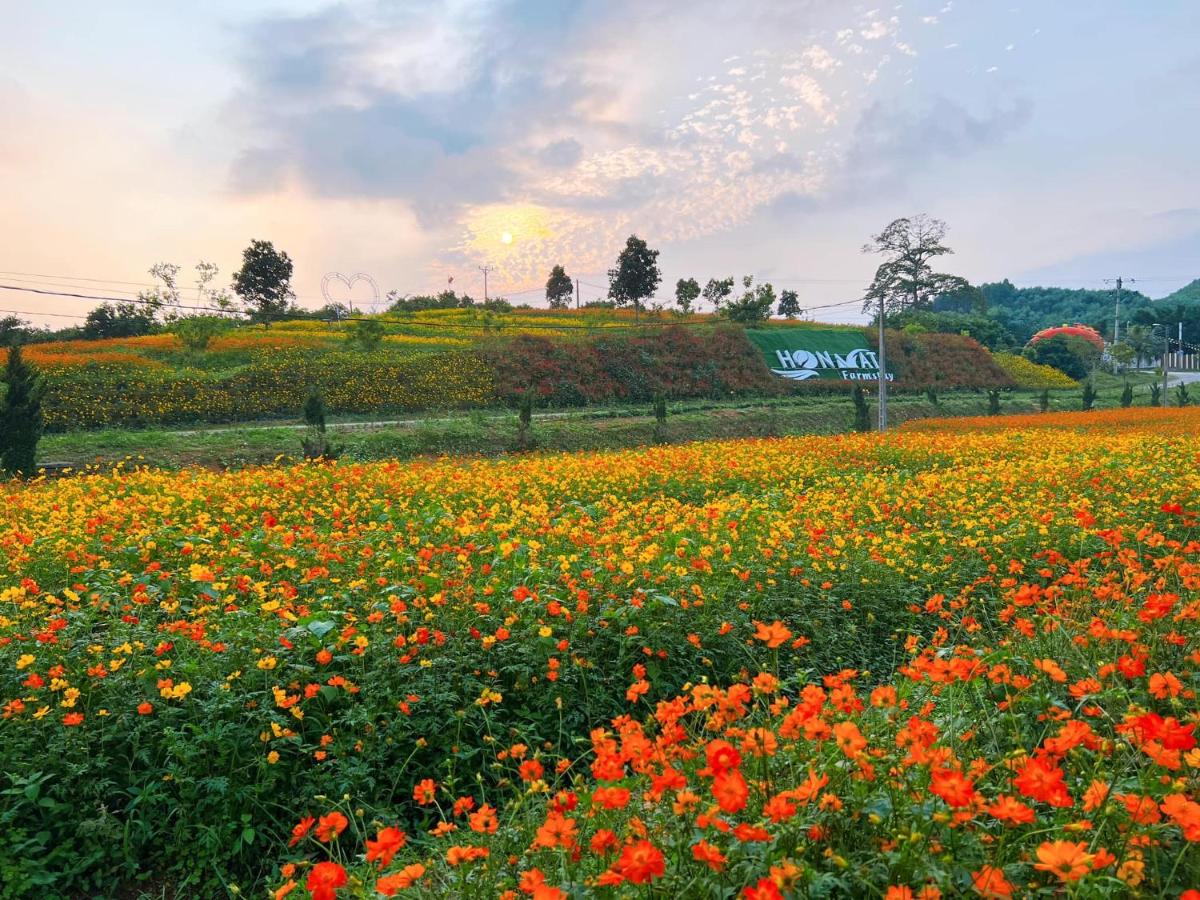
[500,231,513,244]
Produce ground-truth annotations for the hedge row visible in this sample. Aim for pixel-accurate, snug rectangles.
[32,327,1017,431]
[39,351,493,430]
[480,324,790,406]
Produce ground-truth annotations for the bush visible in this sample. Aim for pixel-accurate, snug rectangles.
[875,330,1016,392]
[887,309,1017,350]
[852,384,871,431]
[0,344,43,476]
[349,319,385,352]
[173,316,230,353]
[483,325,787,407]
[34,350,494,430]
[992,352,1078,389]
[1024,334,1097,381]
[1082,380,1097,410]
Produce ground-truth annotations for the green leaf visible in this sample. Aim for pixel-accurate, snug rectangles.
[306,620,336,639]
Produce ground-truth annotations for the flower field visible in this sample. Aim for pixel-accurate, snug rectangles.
[2,408,1199,897]
[990,352,1080,390]
[4,311,1023,431]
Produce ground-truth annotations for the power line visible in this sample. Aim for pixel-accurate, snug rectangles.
[0,283,248,317]
[0,307,87,320]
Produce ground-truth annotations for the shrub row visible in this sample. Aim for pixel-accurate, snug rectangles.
[39,351,493,430]
[30,327,1017,431]
[481,324,789,406]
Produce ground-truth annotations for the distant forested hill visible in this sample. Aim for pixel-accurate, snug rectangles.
[978,280,1156,342]
[1160,278,1200,306]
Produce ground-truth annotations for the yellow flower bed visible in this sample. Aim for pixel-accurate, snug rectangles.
[991,351,1079,388]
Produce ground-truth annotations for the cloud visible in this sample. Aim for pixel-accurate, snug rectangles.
[227,0,591,220]
[844,95,1032,188]
[222,0,1025,286]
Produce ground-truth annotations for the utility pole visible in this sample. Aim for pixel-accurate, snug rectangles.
[1104,276,1134,345]
[878,298,888,432]
[575,277,580,310]
[478,265,493,302]
[1155,322,1169,400]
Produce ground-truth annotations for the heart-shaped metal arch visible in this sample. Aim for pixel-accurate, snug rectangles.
[321,272,381,314]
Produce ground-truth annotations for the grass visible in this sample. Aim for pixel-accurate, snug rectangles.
[36,375,1159,472]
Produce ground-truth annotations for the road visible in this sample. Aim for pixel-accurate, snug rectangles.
[165,409,588,437]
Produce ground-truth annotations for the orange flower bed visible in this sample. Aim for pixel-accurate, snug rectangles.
[899,404,1195,434]
[3,411,1199,894]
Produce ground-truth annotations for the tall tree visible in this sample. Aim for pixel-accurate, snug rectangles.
[702,277,735,312]
[194,261,236,314]
[607,235,661,312]
[722,276,776,324]
[232,240,295,326]
[136,263,182,318]
[777,289,801,319]
[0,344,44,476]
[545,265,573,309]
[862,215,969,318]
[674,277,700,314]
[0,316,30,345]
[84,302,157,339]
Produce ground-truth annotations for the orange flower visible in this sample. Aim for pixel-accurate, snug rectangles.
[519,759,544,782]
[743,877,784,900]
[469,803,499,834]
[1149,671,1183,699]
[1082,779,1110,811]
[62,712,84,727]
[288,816,315,847]
[365,826,407,868]
[704,739,742,775]
[305,861,347,900]
[986,795,1033,825]
[1033,658,1068,682]
[1034,840,1093,882]
[374,863,425,895]
[616,839,665,884]
[930,768,976,808]
[712,768,749,814]
[691,839,726,871]
[315,811,349,842]
[752,620,792,649]
[833,721,867,759]
[589,828,618,854]
[413,778,438,805]
[137,702,153,715]
[1014,756,1073,807]
[741,727,778,758]
[1161,793,1200,841]
[592,786,630,810]
[445,844,489,866]
[971,866,1014,898]
[885,888,914,900]
[532,811,578,850]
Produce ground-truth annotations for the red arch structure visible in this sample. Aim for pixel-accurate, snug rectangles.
[1027,324,1106,350]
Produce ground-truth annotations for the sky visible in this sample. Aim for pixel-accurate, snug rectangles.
[1,0,1198,326]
